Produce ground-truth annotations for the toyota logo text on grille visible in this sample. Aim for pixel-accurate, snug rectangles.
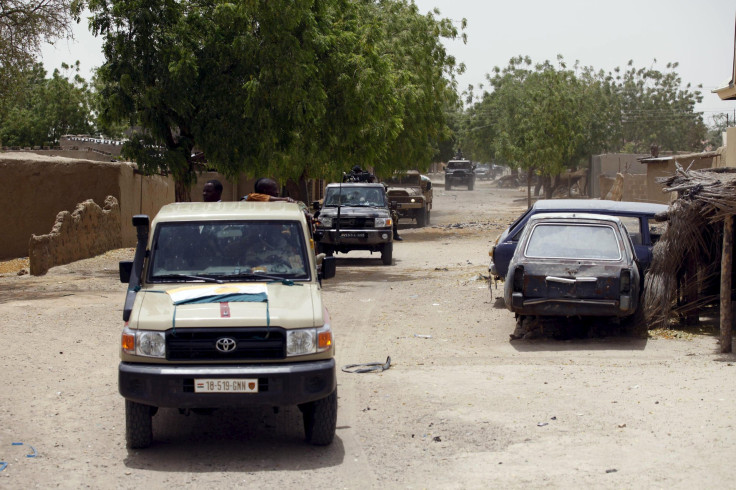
[215,337,237,353]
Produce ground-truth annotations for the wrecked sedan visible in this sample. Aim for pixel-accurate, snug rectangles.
[504,213,640,318]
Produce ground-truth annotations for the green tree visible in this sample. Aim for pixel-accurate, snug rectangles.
[0,61,93,146]
[0,0,77,103]
[612,61,705,153]
[86,0,462,201]
[459,56,706,206]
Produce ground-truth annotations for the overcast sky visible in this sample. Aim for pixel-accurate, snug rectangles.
[42,0,736,122]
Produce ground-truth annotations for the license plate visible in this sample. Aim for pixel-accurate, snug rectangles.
[340,232,366,238]
[194,378,258,393]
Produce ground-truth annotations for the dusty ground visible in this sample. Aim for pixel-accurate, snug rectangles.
[1,178,736,489]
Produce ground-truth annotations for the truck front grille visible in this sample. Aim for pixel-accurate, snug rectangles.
[166,328,286,361]
[333,217,375,228]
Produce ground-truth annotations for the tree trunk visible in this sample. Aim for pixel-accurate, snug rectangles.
[720,215,733,353]
[175,179,192,202]
[544,176,554,199]
[526,168,533,209]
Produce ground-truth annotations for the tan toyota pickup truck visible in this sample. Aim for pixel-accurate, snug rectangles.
[118,202,337,448]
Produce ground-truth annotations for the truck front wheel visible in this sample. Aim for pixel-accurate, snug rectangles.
[125,400,154,449]
[301,389,337,445]
[381,242,393,265]
[416,208,427,227]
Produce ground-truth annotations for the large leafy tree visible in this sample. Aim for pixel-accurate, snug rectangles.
[85,0,461,201]
[0,0,77,104]
[459,56,706,206]
[0,61,93,146]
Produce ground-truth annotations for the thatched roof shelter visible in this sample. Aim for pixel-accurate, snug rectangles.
[643,165,736,351]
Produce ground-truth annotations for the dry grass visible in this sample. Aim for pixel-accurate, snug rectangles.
[0,257,29,274]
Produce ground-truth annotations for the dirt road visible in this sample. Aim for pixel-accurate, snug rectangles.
[2,179,736,488]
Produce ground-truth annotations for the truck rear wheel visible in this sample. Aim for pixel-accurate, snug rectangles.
[125,400,153,449]
[381,242,393,265]
[301,389,337,445]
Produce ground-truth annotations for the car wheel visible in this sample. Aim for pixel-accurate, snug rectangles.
[416,208,427,227]
[426,210,431,225]
[125,400,154,449]
[381,242,393,265]
[301,389,337,445]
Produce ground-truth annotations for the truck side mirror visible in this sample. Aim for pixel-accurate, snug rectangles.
[312,201,321,211]
[119,260,133,283]
[426,181,432,190]
[320,256,336,280]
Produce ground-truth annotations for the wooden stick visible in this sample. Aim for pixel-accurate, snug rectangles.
[721,214,733,353]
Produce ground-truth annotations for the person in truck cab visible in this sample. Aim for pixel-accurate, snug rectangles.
[241,178,295,203]
[202,179,223,202]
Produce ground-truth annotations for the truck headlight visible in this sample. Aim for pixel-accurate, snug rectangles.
[319,217,333,228]
[374,217,392,228]
[286,324,333,356]
[122,325,166,358]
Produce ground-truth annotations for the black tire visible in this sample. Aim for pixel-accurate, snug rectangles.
[125,400,153,449]
[468,180,474,191]
[302,389,337,445]
[381,242,393,265]
[426,211,431,225]
[444,182,451,190]
[416,208,427,227]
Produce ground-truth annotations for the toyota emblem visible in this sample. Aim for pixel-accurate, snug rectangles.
[215,337,237,353]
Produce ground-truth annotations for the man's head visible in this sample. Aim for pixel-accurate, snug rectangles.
[254,178,279,197]
[352,165,362,173]
[203,179,223,202]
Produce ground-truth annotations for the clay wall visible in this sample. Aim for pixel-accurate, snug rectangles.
[1,154,124,259]
[590,154,648,198]
[29,197,122,275]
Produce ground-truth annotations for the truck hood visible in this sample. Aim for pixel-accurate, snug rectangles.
[386,186,422,197]
[130,282,323,331]
[319,206,390,218]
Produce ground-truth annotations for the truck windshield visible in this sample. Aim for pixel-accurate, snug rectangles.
[149,220,310,282]
[324,187,385,207]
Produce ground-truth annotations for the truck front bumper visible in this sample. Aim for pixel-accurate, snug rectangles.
[119,358,336,408]
[314,229,392,246]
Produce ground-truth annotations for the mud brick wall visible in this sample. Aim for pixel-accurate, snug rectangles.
[29,196,122,275]
[602,173,647,202]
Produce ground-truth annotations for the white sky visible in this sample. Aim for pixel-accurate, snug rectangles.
[41,0,736,123]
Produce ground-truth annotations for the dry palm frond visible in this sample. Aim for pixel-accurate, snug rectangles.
[644,164,736,328]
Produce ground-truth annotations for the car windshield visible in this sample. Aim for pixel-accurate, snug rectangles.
[148,220,310,282]
[524,223,622,260]
[324,187,385,207]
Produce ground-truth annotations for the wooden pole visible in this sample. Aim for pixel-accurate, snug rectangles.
[720,214,733,353]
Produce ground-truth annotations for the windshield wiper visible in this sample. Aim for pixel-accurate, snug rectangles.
[220,272,297,285]
[153,273,223,284]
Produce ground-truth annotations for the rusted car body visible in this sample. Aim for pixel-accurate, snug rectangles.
[504,213,641,318]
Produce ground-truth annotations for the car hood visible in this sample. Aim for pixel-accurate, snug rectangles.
[130,282,323,331]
